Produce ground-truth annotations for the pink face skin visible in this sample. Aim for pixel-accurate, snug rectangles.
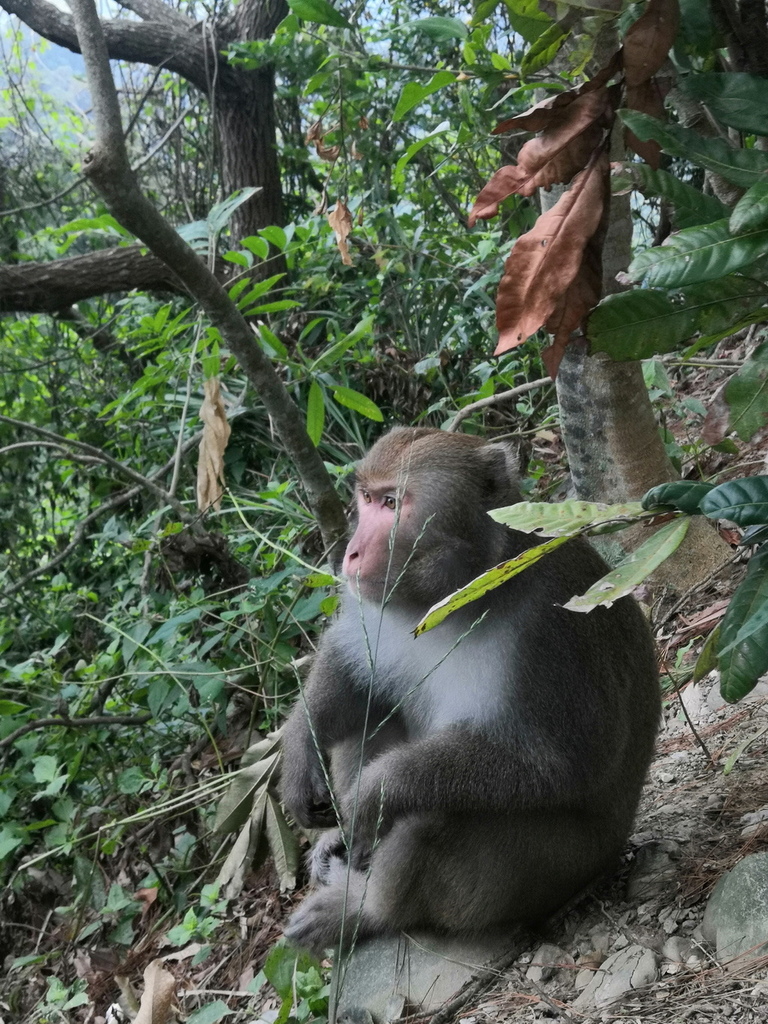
[342,483,411,599]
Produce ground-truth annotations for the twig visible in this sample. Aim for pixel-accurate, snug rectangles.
[0,714,152,748]
[0,412,194,523]
[2,428,203,598]
[445,377,552,432]
[665,668,717,768]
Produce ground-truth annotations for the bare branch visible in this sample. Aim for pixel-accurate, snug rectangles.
[445,377,552,432]
[0,413,193,521]
[0,714,153,748]
[0,0,213,92]
[65,0,347,566]
[1,429,203,598]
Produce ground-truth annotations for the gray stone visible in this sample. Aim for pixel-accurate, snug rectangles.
[572,944,659,1011]
[524,943,574,985]
[330,932,513,1022]
[626,839,681,900]
[701,852,768,962]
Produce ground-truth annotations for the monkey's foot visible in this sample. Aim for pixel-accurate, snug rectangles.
[308,828,348,886]
[285,876,372,954]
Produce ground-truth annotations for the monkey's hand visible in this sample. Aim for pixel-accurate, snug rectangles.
[280,718,337,829]
[341,769,391,870]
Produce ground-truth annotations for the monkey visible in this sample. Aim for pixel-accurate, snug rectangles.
[279,427,660,954]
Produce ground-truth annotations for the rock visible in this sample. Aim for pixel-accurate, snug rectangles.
[662,936,694,963]
[572,944,659,1011]
[658,772,676,784]
[701,852,768,962]
[524,943,574,985]
[330,932,513,1021]
[626,839,682,900]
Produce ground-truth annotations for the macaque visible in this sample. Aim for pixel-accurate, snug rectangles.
[280,427,659,953]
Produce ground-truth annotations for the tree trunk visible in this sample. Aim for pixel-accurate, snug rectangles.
[553,175,732,587]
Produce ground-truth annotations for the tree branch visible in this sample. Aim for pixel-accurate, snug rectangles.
[0,245,193,312]
[0,714,153,748]
[1,427,203,598]
[0,0,214,92]
[0,414,195,522]
[445,378,552,432]
[65,0,347,566]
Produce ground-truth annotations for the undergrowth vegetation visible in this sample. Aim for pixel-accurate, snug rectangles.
[2,0,768,1019]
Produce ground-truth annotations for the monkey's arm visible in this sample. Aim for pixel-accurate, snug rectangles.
[279,644,376,829]
[343,726,594,861]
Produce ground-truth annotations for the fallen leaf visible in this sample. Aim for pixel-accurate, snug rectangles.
[197,377,231,512]
[133,960,176,1024]
[623,0,680,87]
[493,151,609,356]
[328,200,354,266]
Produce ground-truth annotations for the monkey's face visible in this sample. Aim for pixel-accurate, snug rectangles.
[342,481,418,604]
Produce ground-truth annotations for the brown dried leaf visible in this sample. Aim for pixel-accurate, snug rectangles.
[494,151,609,357]
[542,216,607,377]
[358,116,369,130]
[134,960,176,1024]
[492,53,622,136]
[315,141,340,162]
[328,200,354,266]
[623,0,680,87]
[471,89,611,223]
[305,120,323,143]
[624,78,669,167]
[197,377,231,513]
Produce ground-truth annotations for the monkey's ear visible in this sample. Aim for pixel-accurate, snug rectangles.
[479,442,522,507]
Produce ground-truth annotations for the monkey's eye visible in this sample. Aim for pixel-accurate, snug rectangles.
[361,490,372,504]
[383,495,397,510]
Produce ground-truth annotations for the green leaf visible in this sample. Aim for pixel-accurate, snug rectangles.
[331,386,383,422]
[287,0,351,27]
[730,181,768,233]
[619,111,768,189]
[722,343,768,441]
[503,0,551,41]
[309,315,374,370]
[265,794,300,891]
[149,608,202,645]
[718,547,768,702]
[642,482,715,514]
[393,122,450,189]
[264,945,323,1001]
[628,220,768,288]
[260,225,289,251]
[186,1000,233,1024]
[393,71,456,122]
[241,235,270,260]
[563,518,690,611]
[679,72,768,136]
[490,499,644,536]
[214,754,279,833]
[33,756,58,783]
[306,381,325,446]
[207,188,261,236]
[700,476,768,526]
[589,277,768,359]
[693,623,721,682]
[520,20,569,77]
[615,164,728,229]
[0,700,27,714]
[407,16,468,41]
[415,536,571,635]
